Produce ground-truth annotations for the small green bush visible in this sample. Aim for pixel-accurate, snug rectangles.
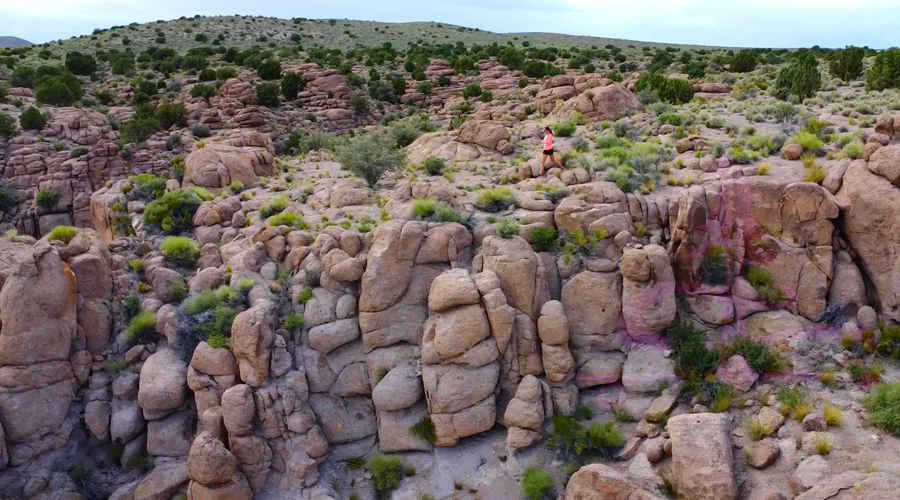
[746,266,774,289]
[19,106,47,130]
[368,455,404,500]
[724,336,787,374]
[530,226,558,252]
[547,416,625,460]
[256,58,282,80]
[36,188,59,210]
[256,82,280,107]
[0,113,17,138]
[462,83,482,98]
[867,48,900,91]
[125,310,156,340]
[666,320,719,381]
[297,289,313,304]
[47,225,77,243]
[553,121,577,137]
[283,313,304,331]
[143,188,210,234]
[267,211,308,229]
[844,142,864,159]
[128,174,167,201]
[759,285,786,306]
[160,236,199,266]
[409,416,436,444]
[521,467,554,500]
[259,195,289,218]
[496,219,519,239]
[658,112,683,126]
[475,186,515,213]
[790,131,824,153]
[864,382,900,435]
[422,156,446,176]
[775,53,821,100]
[335,132,406,187]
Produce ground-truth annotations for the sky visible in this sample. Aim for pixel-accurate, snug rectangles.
[3,0,900,49]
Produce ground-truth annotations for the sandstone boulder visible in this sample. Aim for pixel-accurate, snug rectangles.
[183,144,274,192]
[667,413,737,500]
[138,348,188,420]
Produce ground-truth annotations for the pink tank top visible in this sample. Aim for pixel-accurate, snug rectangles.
[542,133,553,150]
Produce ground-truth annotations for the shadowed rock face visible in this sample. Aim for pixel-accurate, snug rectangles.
[0,241,78,466]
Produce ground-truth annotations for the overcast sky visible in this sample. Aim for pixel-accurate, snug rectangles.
[4,0,899,48]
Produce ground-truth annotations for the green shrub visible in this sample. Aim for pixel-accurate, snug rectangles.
[350,93,370,114]
[758,285,786,306]
[547,416,625,460]
[259,195,289,218]
[777,387,811,420]
[35,78,76,105]
[256,58,282,80]
[709,382,734,413]
[866,48,900,91]
[666,321,719,381]
[530,226,558,252]
[0,113,17,137]
[71,147,89,158]
[19,106,47,130]
[297,289,313,304]
[156,101,187,129]
[521,467,554,500]
[189,83,217,100]
[475,186,515,213]
[864,382,900,435]
[730,50,758,73]
[335,132,406,187]
[48,225,77,243]
[827,46,865,81]
[281,73,303,100]
[217,66,238,80]
[462,83,482,98]
[268,211,308,229]
[703,244,728,285]
[790,131,824,153]
[724,337,787,374]
[286,130,338,154]
[746,266,774,289]
[207,332,229,348]
[411,199,436,219]
[844,142,865,159]
[368,455,404,499]
[256,82,280,107]
[36,188,59,210]
[804,166,825,184]
[496,219,519,239]
[160,236,199,266]
[283,313,304,331]
[128,174,167,201]
[658,112,683,126]
[659,77,694,104]
[190,123,211,138]
[143,188,210,234]
[422,156,446,176]
[775,53,821,100]
[553,121,577,137]
[125,310,156,341]
[595,135,620,149]
[433,203,465,223]
[409,416,436,444]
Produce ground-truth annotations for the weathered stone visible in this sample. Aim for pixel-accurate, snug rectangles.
[667,413,738,500]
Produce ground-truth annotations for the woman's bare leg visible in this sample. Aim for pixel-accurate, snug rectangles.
[540,155,549,174]
[551,154,565,169]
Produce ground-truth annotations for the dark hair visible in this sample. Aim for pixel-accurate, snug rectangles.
[544,126,552,132]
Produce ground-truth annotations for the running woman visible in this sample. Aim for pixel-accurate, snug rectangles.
[541,126,564,174]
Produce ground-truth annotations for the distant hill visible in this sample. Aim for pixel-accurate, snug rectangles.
[0,36,32,47]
